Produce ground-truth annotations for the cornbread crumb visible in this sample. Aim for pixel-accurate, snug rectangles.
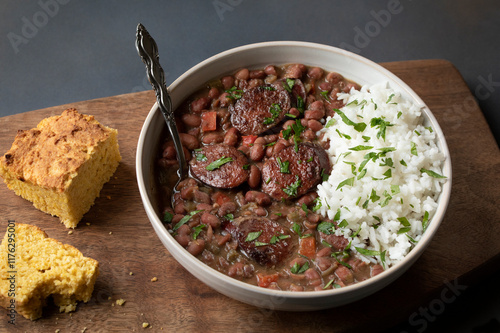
[109,232,113,235]
[116,299,126,306]
[151,277,157,282]
[82,327,87,333]
[0,223,99,320]
[142,322,149,328]
[68,230,74,235]
[129,272,133,275]
[0,108,121,228]
[56,330,60,333]
[86,223,91,226]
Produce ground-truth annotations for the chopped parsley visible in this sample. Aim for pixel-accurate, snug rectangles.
[283,176,301,197]
[349,145,374,151]
[317,221,336,235]
[225,86,243,100]
[370,117,394,141]
[263,103,282,125]
[276,157,290,174]
[245,231,262,242]
[192,224,206,240]
[325,118,336,128]
[283,78,295,93]
[206,156,233,171]
[163,211,173,223]
[420,168,447,178]
[291,261,309,274]
[411,142,418,156]
[336,177,354,190]
[173,210,203,231]
[334,109,367,132]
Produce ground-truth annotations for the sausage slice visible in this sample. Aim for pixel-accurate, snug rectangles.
[261,143,331,200]
[229,85,291,135]
[224,216,293,267]
[189,144,249,188]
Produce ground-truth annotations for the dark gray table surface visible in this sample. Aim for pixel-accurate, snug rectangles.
[1,1,499,332]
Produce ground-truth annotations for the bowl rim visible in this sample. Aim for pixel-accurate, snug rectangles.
[136,41,452,301]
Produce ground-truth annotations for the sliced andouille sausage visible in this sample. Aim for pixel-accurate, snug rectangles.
[224,216,293,267]
[229,85,291,135]
[189,144,249,188]
[261,143,331,200]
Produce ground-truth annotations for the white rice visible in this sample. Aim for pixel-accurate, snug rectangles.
[316,82,447,267]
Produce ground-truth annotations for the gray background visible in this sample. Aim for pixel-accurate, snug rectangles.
[1,1,499,332]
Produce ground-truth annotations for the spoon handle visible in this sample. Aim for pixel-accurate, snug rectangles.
[135,23,188,180]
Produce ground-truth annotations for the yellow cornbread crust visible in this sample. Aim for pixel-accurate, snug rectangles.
[0,223,99,320]
[0,108,121,228]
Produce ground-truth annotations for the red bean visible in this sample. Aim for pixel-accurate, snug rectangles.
[162,145,176,159]
[196,203,213,211]
[174,202,187,214]
[264,65,277,76]
[202,132,224,145]
[201,212,221,228]
[303,129,316,141]
[218,201,236,217]
[273,140,287,155]
[288,107,300,117]
[250,143,265,161]
[194,190,211,204]
[304,109,325,121]
[228,262,244,277]
[248,165,261,188]
[305,268,321,281]
[254,207,267,216]
[372,264,384,277]
[310,100,325,111]
[171,214,184,225]
[248,79,264,89]
[208,87,220,100]
[237,145,250,156]
[319,82,332,92]
[180,186,196,200]
[221,76,235,90]
[223,127,239,146]
[326,72,344,84]
[307,67,323,80]
[219,92,232,108]
[245,191,272,206]
[181,113,201,127]
[254,137,266,145]
[179,133,199,150]
[335,265,354,285]
[283,119,295,129]
[307,119,323,132]
[235,68,249,80]
[289,284,304,291]
[249,70,266,79]
[190,97,210,113]
[187,239,205,256]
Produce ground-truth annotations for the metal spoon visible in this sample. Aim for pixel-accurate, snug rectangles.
[135,23,188,200]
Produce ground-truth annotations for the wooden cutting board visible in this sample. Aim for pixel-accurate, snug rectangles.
[1,60,499,333]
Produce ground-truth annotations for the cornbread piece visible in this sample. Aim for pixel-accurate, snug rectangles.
[0,223,99,320]
[0,108,121,228]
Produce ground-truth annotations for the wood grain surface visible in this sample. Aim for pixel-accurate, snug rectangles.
[0,60,499,333]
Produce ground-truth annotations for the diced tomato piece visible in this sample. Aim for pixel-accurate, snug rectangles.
[201,111,217,132]
[298,236,316,258]
[212,192,231,206]
[256,273,279,288]
[241,135,258,147]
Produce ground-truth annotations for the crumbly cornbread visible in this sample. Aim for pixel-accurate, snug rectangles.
[0,108,121,228]
[0,223,99,320]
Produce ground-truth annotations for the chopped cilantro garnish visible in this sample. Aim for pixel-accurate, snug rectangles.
[283,78,295,93]
[386,93,396,103]
[422,211,430,231]
[349,145,373,151]
[400,159,407,166]
[370,189,380,202]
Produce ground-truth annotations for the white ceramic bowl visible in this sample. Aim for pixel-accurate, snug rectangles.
[136,41,452,311]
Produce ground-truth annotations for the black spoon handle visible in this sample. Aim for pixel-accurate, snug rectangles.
[135,23,187,180]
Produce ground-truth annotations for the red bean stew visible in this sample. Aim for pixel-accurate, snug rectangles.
[156,64,384,291]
